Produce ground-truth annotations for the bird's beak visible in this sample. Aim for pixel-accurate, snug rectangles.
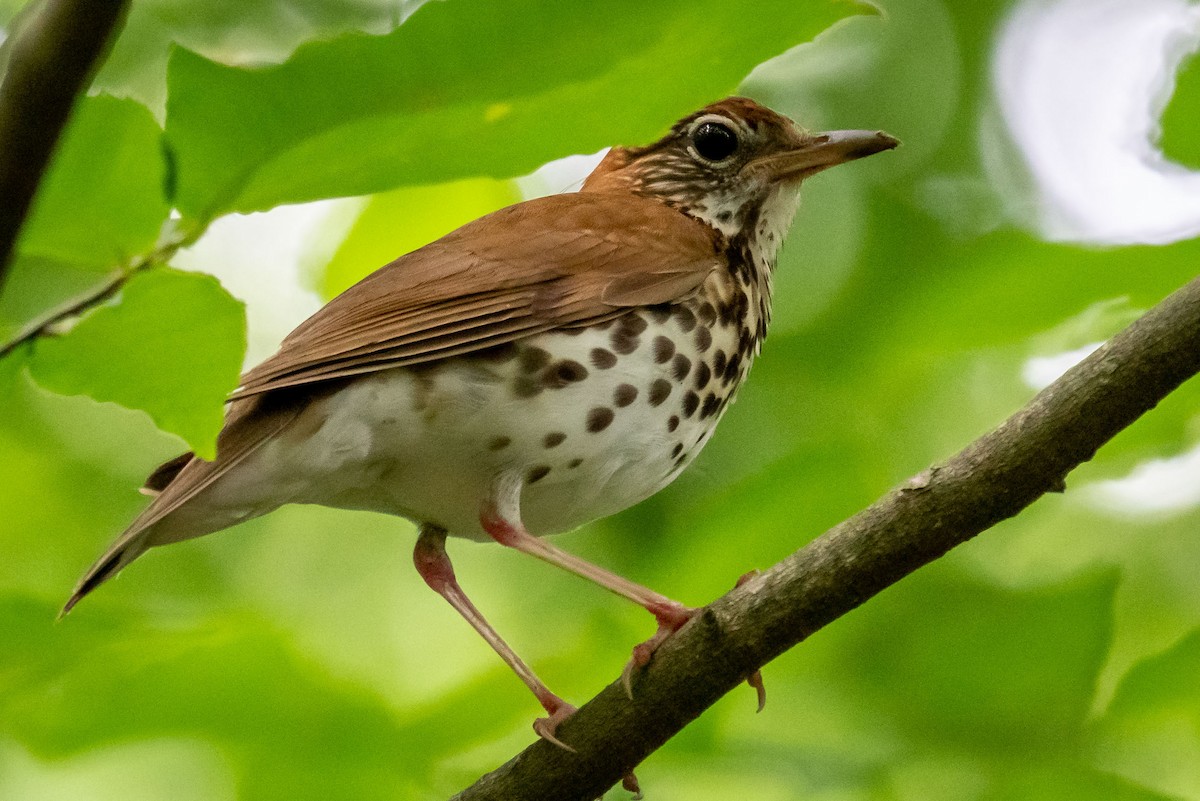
[753,129,899,183]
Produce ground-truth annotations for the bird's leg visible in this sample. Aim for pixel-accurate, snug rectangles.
[481,498,698,698]
[413,525,577,750]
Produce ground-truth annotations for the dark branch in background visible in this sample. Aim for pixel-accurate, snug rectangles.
[452,274,1200,801]
[0,0,131,288]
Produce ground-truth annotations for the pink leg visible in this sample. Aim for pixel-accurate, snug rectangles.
[413,525,577,750]
[481,503,698,697]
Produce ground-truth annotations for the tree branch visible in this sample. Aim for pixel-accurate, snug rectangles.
[0,0,130,287]
[0,268,126,360]
[452,273,1200,801]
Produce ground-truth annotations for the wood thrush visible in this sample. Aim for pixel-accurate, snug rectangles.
[64,97,896,747]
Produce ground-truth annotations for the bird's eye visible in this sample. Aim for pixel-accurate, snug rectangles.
[692,122,739,162]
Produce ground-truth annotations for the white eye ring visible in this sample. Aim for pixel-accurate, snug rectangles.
[687,115,742,164]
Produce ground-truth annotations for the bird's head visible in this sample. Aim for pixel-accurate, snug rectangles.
[583,97,898,249]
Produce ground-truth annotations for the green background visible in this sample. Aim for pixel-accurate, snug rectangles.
[2,0,1199,798]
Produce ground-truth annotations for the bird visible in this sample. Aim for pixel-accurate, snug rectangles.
[63,97,897,747]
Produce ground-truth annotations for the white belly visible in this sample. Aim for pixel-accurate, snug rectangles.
[219,306,750,541]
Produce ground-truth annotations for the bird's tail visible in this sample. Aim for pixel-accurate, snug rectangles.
[59,535,150,618]
[59,393,309,619]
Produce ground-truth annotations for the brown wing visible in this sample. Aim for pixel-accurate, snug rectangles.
[234,192,721,397]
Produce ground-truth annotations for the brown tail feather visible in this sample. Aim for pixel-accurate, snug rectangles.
[62,392,310,617]
[60,539,147,618]
[141,451,194,496]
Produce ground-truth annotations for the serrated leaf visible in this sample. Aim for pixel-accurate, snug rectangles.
[93,0,420,113]
[17,95,170,269]
[0,257,119,344]
[25,269,245,458]
[164,0,865,219]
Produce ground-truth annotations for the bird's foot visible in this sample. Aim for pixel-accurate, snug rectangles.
[734,570,767,711]
[532,695,578,752]
[621,601,699,698]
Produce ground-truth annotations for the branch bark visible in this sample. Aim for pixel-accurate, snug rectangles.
[0,0,130,287]
[452,273,1200,801]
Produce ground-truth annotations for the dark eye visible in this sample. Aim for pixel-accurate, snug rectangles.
[692,122,739,162]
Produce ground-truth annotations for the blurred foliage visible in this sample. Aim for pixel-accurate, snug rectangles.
[25,269,245,458]
[2,0,1200,800]
[1161,49,1200,171]
[162,0,858,220]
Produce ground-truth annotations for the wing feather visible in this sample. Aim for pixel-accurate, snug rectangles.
[234,192,720,398]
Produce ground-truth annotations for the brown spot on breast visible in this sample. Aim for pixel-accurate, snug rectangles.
[671,443,683,458]
[723,352,742,384]
[611,327,640,355]
[700,393,720,419]
[488,436,511,451]
[682,391,700,418]
[614,384,638,407]
[653,336,676,364]
[648,379,672,407]
[567,457,584,469]
[527,465,551,484]
[590,348,617,369]
[586,407,615,432]
[698,303,717,325]
[648,305,672,324]
[519,347,551,373]
[738,327,754,355]
[667,415,680,432]
[712,349,727,376]
[545,359,588,388]
[671,354,691,382]
[694,362,711,390]
[694,327,713,352]
[512,376,542,398]
[544,432,566,448]
[619,313,648,336]
[674,306,697,333]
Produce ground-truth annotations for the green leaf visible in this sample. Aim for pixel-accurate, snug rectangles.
[25,269,245,459]
[830,569,1116,751]
[94,0,416,113]
[1095,629,1200,800]
[0,598,432,801]
[17,96,170,269]
[1160,51,1200,170]
[0,257,119,344]
[164,0,865,219]
[319,177,520,299]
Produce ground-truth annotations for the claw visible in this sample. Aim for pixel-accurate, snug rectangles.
[622,771,643,799]
[746,669,766,712]
[621,602,699,698]
[533,698,578,752]
[733,570,768,711]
